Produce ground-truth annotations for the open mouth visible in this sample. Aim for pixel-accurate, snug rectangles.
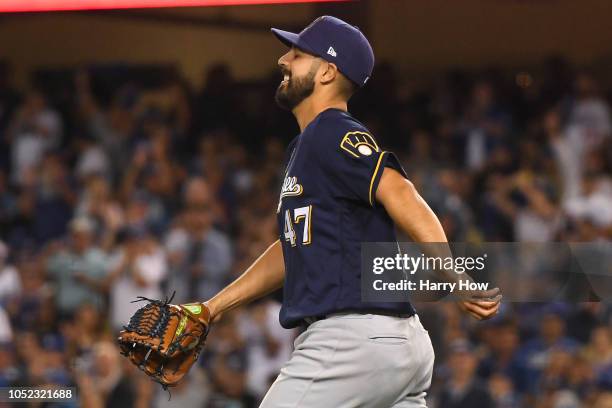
[281,73,290,86]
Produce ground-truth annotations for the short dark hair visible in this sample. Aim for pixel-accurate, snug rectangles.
[337,73,359,100]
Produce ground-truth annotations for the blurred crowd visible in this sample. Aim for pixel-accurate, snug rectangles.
[0,55,610,408]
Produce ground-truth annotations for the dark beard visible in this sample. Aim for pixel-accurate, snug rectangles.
[275,67,317,111]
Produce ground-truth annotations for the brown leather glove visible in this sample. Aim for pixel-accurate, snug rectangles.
[117,293,211,388]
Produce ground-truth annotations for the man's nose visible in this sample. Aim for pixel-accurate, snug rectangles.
[278,50,291,68]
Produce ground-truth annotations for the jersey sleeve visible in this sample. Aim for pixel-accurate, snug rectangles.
[316,120,408,206]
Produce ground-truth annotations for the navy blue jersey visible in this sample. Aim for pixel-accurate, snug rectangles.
[276,108,416,328]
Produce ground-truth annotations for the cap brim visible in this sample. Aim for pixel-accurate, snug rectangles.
[271,28,300,48]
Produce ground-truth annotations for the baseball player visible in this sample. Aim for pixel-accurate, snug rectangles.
[118,15,501,407]
[207,15,501,407]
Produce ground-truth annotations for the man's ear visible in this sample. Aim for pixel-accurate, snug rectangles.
[319,62,339,85]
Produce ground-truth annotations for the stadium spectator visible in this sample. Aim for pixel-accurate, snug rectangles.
[0,241,20,304]
[153,365,211,408]
[74,133,111,181]
[7,90,62,186]
[437,339,494,407]
[108,226,167,331]
[0,307,11,344]
[488,373,519,408]
[515,307,580,395]
[46,217,109,315]
[74,175,124,250]
[7,256,49,334]
[76,340,154,408]
[583,325,612,380]
[0,172,18,242]
[545,108,583,205]
[458,80,511,171]
[242,299,296,401]
[477,320,522,388]
[33,153,77,243]
[0,341,18,387]
[567,73,611,148]
[202,310,251,407]
[164,177,232,302]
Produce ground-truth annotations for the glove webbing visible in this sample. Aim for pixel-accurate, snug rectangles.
[123,292,177,342]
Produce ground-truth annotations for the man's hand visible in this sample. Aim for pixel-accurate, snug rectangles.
[456,287,502,320]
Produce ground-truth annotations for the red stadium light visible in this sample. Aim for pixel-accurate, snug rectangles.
[0,0,347,13]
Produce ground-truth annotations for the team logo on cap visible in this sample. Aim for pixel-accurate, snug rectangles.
[340,131,380,158]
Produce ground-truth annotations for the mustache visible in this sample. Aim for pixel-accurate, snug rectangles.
[279,67,291,76]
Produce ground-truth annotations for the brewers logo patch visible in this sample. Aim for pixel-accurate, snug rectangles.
[340,131,380,158]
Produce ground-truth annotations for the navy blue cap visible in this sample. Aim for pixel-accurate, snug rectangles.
[271,15,375,87]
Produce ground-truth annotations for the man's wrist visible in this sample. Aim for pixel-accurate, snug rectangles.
[204,299,219,321]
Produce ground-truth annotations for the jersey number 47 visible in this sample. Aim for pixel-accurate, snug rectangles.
[284,205,312,247]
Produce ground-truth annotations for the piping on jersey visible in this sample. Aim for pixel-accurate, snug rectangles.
[368,151,387,206]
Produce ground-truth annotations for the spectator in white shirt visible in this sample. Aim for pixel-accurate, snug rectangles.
[565,172,612,229]
[7,90,62,186]
[0,306,12,343]
[108,227,168,331]
[568,73,611,149]
[0,241,20,304]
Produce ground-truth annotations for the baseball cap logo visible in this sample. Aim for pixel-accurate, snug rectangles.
[327,46,337,57]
